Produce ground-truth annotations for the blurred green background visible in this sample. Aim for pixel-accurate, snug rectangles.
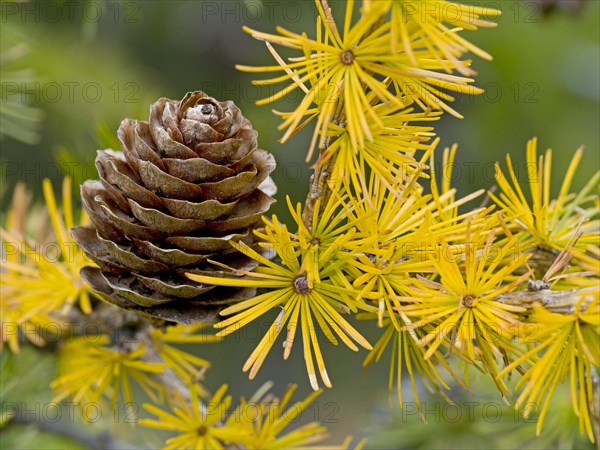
[1,0,598,448]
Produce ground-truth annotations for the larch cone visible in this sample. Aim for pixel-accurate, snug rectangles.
[71,91,276,324]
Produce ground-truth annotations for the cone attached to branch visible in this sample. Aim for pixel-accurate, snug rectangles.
[72,91,276,324]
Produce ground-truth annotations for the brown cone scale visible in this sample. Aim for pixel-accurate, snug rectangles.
[72,91,276,324]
